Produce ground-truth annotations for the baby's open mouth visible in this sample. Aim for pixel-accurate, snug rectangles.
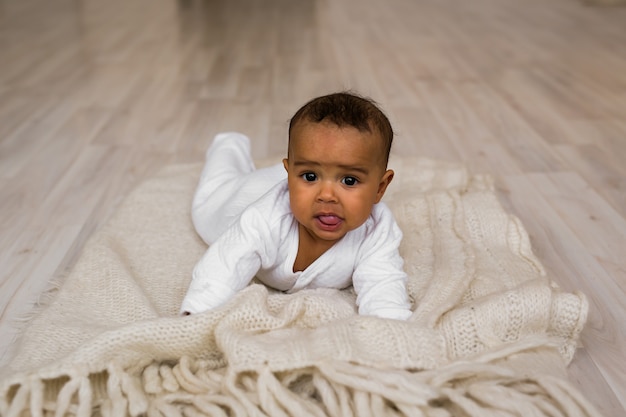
[318,214,341,226]
[316,214,343,231]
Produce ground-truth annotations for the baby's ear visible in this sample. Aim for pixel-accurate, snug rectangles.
[282,158,289,172]
[375,169,394,203]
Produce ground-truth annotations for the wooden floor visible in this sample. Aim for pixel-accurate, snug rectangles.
[1,0,625,414]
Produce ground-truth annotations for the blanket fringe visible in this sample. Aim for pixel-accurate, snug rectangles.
[139,346,602,417]
[0,345,604,417]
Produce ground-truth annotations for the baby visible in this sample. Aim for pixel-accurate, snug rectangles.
[180,92,412,320]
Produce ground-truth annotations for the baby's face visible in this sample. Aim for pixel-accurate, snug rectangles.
[283,121,394,245]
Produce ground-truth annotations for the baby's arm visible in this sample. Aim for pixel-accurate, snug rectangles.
[352,207,412,320]
[180,208,269,315]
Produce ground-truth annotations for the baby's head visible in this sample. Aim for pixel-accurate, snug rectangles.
[287,92,394,168]
[283,92,396,245]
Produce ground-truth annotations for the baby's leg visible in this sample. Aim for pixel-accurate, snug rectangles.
[192,132,285,244]
[192,132,255,244]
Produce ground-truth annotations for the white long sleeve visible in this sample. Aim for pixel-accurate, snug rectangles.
[352,212,412,320]
[181,210,267,314]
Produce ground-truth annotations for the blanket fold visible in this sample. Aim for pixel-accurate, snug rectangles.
[0,157,600,417]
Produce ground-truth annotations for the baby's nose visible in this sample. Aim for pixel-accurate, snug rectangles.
[317,181,338,202]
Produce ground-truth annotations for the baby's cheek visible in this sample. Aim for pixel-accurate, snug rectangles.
[289,195,309,220]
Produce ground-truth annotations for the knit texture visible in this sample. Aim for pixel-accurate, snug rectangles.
[0,157,597,417]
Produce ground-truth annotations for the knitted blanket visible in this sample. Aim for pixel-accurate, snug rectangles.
[0,157,599,417]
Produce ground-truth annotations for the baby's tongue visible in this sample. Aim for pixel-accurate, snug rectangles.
[319,215,340,225]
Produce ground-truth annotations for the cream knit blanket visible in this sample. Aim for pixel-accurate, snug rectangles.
[0,157,599,417]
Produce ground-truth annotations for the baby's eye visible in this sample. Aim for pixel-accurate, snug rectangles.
[302,172,317,182]
[341,176,358,186]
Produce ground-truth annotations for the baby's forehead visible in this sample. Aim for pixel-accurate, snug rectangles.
[289,121,388,168]
[290,120,383,145]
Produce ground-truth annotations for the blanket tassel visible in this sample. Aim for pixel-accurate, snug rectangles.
[102,363,148,417]
[5,380,30,417]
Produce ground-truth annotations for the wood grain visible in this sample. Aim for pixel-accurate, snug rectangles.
[0,0,624,414]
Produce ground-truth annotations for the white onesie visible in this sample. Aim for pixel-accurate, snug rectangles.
[181,132,412,320]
